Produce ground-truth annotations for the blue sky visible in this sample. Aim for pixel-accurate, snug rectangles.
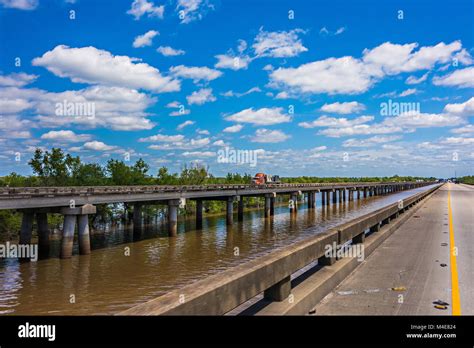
[0,0,473,178]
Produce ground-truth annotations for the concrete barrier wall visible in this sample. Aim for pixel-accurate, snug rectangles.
[120,184,441,316]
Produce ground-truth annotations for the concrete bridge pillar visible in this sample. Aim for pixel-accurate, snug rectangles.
[77,215,91,255]
[357,189,360,200]
[226,197,234,225]
[270,196,275,215]
[265,195,272,218]
[332,190,337,204]
[19,210,34,259]
[36,212,49,257]
[321,191,326,205]
[348,189,353,201]
[342,189,346,201]
[238,196,244,221]
[61,214,77,259]
[133,203,142,230]
[60,204,96,258]
[363,188,367,198]
[290,192,299,213]
[308,191,316,209]
[168,200,180,236]
[196,199,203,229]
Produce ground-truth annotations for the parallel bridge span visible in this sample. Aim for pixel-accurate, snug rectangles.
[0,181,434,259]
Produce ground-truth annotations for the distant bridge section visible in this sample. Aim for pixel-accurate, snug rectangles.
[0,181,435,259]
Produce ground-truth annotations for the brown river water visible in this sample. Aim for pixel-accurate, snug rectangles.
[0,185,436,315]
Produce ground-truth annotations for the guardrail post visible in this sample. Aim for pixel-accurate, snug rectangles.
[352,232,365,244]
[318,253,336,265]
[370,223,380,233]
[196,199,203,229]
[226,197,234,225]
[78,214,91,255]
[36,212,50,257]
[61,214,77,259]
[264,276,291,302]
[168,200,180,236]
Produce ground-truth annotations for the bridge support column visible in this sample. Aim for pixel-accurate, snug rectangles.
[238,196,244,221]
[196,199,203,229]
[168,200,180,236]
[61,215,76,259]
[357,189,360,200]
[60,204,96,258]
[363,188,367,198]
[338,189,343,203]
[270,196,275,216]
[308,191,316,208]
[332,190,337,204]
[36,212,50,257]
[290,192,299,213]
[348,190,353,201]
[264,195,272,218]
[133,203,142,231]
[343,189,347,201]
[77,215,91,255]
[321,191,326,205]
[264,275,291,302]
[226,197,234,225]
[19,211,34,257]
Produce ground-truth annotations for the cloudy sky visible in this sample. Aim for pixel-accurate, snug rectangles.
[0,0,473,178]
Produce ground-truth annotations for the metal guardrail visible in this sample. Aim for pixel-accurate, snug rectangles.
[120,183,441,315]
[0,181,435,198]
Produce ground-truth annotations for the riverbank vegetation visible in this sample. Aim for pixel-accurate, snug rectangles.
[458,176,474,185]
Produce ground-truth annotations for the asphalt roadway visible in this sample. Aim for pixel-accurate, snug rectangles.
[314,183,473,315]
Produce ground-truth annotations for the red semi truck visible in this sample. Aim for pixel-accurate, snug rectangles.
[251,173,281,185]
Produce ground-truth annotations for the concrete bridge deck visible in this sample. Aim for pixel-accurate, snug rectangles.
[0,181,428,210]
[1,181,434,259]
[313,183,473,315]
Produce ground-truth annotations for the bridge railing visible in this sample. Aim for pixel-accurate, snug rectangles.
[119,184,441,315]
[0,181,435,197]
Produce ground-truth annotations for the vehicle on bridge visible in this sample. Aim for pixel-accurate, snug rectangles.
[251,173,281,185]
